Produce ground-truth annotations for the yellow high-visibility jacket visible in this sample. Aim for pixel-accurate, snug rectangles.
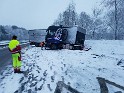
[8,40,21,54]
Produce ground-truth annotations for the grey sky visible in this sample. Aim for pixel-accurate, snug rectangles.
[0,0,101,30]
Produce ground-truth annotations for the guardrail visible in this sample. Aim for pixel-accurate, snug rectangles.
[0,44,8,49]
[0,42,29,49]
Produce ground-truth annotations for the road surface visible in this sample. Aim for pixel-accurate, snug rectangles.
[0,43,29,74]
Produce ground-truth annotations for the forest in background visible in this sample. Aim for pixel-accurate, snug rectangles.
[0,25,29,41]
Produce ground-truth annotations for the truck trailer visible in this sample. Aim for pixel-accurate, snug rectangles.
[45,25,86,50]
[29,29,47,47]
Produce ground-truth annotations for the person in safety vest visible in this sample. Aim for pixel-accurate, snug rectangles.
[40,41,45,50]
[8,35,22,73]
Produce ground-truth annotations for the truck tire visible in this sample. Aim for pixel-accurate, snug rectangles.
[58,44,63,49]
[35,43,40,47]
[69,44,73,50]
[51,44,57,50]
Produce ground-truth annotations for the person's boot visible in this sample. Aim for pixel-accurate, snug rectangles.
[17,68,23,73]
[14,68,17,73]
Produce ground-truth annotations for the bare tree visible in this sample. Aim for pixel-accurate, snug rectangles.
[91,7,103,39]
[103,0,124,40]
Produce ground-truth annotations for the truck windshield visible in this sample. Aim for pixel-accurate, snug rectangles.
[49,31,55,36]
[47,29,57,36]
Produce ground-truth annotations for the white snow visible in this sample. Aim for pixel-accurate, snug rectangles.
[0,40,124,93]
[0,66,23,93]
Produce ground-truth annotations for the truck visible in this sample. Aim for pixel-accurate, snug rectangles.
[29,29,47,47]
[45,25,86,50]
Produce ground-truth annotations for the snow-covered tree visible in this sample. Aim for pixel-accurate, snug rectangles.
[78,12,92,29]
[91,7,103,39]
[64,1,77,26]
[53,1,77,27]
[76,12,93,39]
[53,13,63,26]
[0,25,29,41]
[103,0,124,40]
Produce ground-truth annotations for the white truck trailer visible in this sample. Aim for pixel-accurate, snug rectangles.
[29,29,47,47]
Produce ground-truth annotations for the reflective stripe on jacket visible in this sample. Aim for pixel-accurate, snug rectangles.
[8,40,21,54]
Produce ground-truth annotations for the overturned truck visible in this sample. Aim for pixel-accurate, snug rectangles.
[45,25,86,50]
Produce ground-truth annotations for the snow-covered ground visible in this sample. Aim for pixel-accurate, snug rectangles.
[0,40,124,93]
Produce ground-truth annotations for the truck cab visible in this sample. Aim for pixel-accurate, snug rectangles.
[45,25,86,50]
[45,25,68,49]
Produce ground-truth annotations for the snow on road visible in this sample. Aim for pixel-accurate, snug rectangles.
[0,40,124,93]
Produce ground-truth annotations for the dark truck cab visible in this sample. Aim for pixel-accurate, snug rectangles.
[45,25,86,50]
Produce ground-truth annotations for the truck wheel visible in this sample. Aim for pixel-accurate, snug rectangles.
[69,45,73,50]
[35,43,40,47]
[51,44,57,50]
[58,44,63,49]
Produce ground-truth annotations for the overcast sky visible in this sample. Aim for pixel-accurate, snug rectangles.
[0,0,101,30]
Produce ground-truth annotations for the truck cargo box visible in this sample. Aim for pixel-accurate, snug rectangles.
[66,26,86,45]
[29,29,47,46]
